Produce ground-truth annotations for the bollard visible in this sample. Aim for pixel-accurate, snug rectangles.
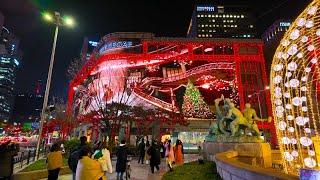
[27,150,31,165]
[33,149,36,161]
[20,152,24,168]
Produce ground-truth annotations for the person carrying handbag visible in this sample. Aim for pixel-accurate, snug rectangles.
[92,141,113,178]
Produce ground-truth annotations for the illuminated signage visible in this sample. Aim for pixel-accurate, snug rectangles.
[14,59,19,66]
[197,6,215,12]
[89,41,98,47]
[279,22,291,27]
[99,41,133,54]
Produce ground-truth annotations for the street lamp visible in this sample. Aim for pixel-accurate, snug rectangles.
[247,86,270,118]
[36,11,75,159]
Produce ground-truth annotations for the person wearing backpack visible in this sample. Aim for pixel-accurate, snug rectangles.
[68,136,87,180]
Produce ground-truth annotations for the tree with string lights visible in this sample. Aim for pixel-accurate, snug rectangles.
[182,80,213,119]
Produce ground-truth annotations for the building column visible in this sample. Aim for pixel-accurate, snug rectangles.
[162,67,167,78]
[180,63,186,73]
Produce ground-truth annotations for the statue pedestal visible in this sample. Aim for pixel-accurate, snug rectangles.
[204,142,272,168]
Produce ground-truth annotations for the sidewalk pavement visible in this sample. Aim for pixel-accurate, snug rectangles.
[42,154,198,180]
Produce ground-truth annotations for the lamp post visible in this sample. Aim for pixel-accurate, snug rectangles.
[247,86,270,118]
[35,11,74,159]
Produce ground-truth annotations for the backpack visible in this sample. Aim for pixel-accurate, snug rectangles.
[68,150,80,173]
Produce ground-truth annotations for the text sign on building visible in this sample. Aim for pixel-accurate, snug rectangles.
[197,6,215,12]
[279,22,291,27]
[99,41,133,54]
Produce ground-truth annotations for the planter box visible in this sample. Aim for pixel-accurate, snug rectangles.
[13,166,71,180]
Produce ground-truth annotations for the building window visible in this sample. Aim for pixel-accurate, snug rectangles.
[241,15,244,18]
[250,25,254,28]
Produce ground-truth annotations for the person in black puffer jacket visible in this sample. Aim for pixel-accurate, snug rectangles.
[68,136,87,180]
[116,140,127,180]
[147,140,161,173]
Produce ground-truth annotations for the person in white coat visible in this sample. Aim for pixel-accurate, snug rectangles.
[92,141,113,177]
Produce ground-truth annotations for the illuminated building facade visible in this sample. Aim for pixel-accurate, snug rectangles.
[262,19,291,74]
[0,16,21,122]
[67,32,276,145]
[187,4,257,38]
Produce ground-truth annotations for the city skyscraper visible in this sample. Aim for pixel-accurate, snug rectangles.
[0,12,21,122]
[262,19,291,74]
[187,4,257,38]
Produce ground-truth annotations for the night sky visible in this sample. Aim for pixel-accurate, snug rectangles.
[0,0,311,99]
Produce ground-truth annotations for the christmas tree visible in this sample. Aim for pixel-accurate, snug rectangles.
[182,80,213,119]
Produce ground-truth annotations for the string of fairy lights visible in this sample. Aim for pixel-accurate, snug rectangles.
[270,0,320,175]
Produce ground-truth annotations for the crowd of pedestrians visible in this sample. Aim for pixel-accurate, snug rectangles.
[46,136,185,180]
[138,138,184,173]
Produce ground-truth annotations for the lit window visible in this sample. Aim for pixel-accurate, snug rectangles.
[201,25,204,27]
[226,15,229,18]
[223,20,226,23]
[197,15,200,17]
[237,15,240,18]
[235,25,238,27]
[201,15,204,17]
[208,15,211,17]
[219,15,222,17]
[216,15,219,17]
[209,30,212,32]
[230,15,233,18]
[209,25,212,27]
[230,20,233,23]
[231,25,234,27]
[198,34,201,37]
[212,19,215,22]
[224,25,226,27]
[241,15,244,18]
[250,25,254,28]
[213,25,215,27]
[209,34,212,37]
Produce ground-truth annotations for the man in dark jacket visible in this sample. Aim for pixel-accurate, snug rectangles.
[137,138,145,164]
[116,139,127,180]
[68,136,87,180]
[147,140,161,173]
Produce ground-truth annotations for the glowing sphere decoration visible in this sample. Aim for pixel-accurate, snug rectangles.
[270,0,320,175]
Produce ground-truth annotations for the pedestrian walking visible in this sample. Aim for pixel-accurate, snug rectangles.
[76,145,105,180]
[159,142,165,158]
[137,138,145,164]
[147,140,161,174]
[68,136,88,180]
[164,139,175,172]
[47,143,63,180]
[174,139,184,165]
[92,141,113,177]
[116,140,127,180]
[145,142,151,165]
